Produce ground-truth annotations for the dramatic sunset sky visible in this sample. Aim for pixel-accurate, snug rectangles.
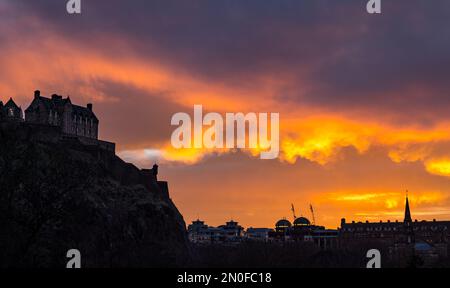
[1,0,450,229]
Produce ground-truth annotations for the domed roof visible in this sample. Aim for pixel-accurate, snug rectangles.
[275,219,292,228]
[293,217,311,226]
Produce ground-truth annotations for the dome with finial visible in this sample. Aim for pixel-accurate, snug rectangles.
[275,219,292,229]
[293,216,311,226]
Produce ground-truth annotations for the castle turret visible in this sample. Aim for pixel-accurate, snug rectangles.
[152,164,159,178]
[3,98,23,122]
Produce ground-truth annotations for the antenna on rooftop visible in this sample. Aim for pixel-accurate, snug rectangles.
[291,204,296,220]
[310,204,316,225]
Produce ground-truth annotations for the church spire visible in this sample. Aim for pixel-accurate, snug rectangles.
[404,190,412,223]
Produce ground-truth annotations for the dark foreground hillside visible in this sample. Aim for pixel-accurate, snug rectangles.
[0,122,189,268]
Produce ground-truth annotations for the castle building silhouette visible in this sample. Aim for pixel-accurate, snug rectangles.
[1,90,166,189]
[1,90,114,152]
[1,90,98,139]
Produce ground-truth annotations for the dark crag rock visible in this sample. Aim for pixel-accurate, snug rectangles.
[0,122,189,267]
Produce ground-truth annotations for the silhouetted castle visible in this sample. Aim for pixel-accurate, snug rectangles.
[25,90,98,139]
[1,90,114,152]
[1,90,166,186]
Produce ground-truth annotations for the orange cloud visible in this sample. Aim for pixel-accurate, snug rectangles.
[3,17,450,180]
[425,159,450,177]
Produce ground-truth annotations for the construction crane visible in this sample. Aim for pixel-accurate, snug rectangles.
[291,203,297,220]
[310,204,316,225]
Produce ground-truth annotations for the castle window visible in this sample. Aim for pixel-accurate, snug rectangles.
[8,108,14,116]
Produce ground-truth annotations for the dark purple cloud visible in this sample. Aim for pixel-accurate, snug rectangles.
[7,0,450,125]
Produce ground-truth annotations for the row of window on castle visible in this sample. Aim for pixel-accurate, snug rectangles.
[48,110,96,136]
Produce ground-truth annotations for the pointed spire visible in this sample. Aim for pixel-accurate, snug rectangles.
[404,190,412,223]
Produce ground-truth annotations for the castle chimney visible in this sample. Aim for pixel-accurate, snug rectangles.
[87,103,93,111]
[34,90,40,99]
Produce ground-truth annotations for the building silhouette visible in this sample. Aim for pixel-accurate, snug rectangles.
[25,90,98,139]
[188,196,450,264]
[339,195,450,245]
[339,195,450,263]
[0,98,24,122]
[270,216,339,249]
[188,215,339,249]
[1,90,114,152]
[188,219,244,244]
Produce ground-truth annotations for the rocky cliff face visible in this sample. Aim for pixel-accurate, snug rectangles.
[0,122,189,268]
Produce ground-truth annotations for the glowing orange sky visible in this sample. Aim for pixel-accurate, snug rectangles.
[2,0,450,229]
